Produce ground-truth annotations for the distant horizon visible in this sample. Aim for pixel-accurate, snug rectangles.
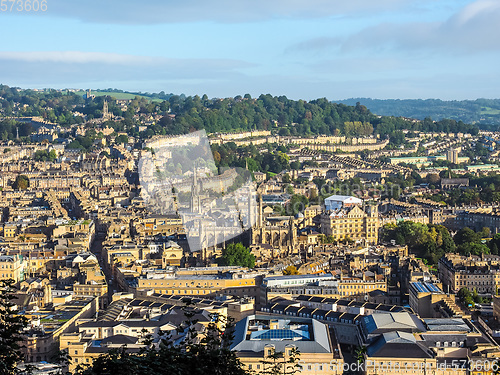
[1,0,500,101]
[2,83,500,103]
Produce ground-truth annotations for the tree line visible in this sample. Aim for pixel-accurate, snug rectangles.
[0,85,480,144]
[382,222,497,264]
[337,97,500,126]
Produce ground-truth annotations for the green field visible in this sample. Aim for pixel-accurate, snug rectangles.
[480,107,500,115]
[72,90,163,102]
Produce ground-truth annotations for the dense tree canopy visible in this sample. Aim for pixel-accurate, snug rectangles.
[12,175,29,190]
[382,222,456,264]
[115,134,129,144]
[0,85,85,126]
[382,221,497,263]
[426,174,500,206]
[153,95,479,137]
[283,266,300,275]
[0,85,481,144]
[458,287,476,307]
[217,243,255,268]
[211,143,291,174]
[33,149,57,161]
[287,194,309,216]
[488,234,500,255]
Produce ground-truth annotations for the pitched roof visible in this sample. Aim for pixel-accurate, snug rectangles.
[362,312,423,334]
[367,331,433,359]
[231,315,332,355]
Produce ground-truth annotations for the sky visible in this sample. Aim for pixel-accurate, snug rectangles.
[0,0,499,100]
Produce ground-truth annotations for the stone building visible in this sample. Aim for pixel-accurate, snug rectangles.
[320,196,378,244]
[438,253,500,294]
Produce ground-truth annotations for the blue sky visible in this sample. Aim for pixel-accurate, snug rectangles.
[0,0,499,100]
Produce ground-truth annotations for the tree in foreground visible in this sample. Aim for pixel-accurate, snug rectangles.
[217,243,255,269]
[75,305,249,375]
[354,345,367,364]
[259,347,302,375]
[0,279,28,375]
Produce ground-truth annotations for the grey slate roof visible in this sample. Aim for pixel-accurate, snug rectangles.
[424,318,470,332]
[367,331,434,359]
[230,315,332,355]
[363,312,424,334]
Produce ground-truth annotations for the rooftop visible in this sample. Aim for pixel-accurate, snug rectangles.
[231,315,335,355]
[367,331,434,359]
[424,318,470,332]
[410,282,444,294]
[362,312,425,335]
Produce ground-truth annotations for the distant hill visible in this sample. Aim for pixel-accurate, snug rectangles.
[72,89,174,102]
[335,98,500,127]
[0,84,482,140]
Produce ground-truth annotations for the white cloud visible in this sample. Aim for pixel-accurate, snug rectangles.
[0,51,253,70]
[343,0,500,53]
[0,51,254,88]
[287,0,500,54]
[0,51,154,65]
[44,0,411,24]
[449,0,499,25]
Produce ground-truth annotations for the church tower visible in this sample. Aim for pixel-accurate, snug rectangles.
[258,194,263,227]
[248,187,256,228]
[102,100,110,120]
[190,166,201,214]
